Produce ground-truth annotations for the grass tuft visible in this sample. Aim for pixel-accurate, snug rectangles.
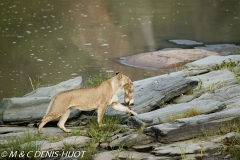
[0,132,43,160]
[203,118,240,159]
[87,116,120,142]
[220,119,240,159]
[86,73,112,87]
[81,115,121,160]
[212,58,240,72]
[167,108,202,122]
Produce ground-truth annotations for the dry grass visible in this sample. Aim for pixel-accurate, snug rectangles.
[167,108,202,122]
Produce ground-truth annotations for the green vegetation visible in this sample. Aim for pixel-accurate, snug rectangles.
[218,118,240,159]
[81,115,121,160]
[212,58,240,84]
[212,58,240,72]
[227,49,240,55]
[81,142,98,160]
[14,75,49,97]
[167,108,202,122]
[0,132,43,160]
[70,129,86,137]
[197,78,203,90]
[159,103,170,108]
[222,136,240,159]
[112,144,125,160]
[208,81,229,93]
[0,115,123,160]
[178,145,187,160]
[203,118,240,159]
[136,125,146,133]
[88,116,120,142]
[86,73,112,87]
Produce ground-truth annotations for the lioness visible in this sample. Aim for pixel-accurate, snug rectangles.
[38,72,137,133]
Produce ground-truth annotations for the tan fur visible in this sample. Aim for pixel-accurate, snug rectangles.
[123,83,134,110]
[38,73,137,133]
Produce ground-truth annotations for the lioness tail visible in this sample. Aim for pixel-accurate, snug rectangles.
[45,96,57,116]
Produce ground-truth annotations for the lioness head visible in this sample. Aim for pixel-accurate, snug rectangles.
[123,82,134,109]
[116,72,135,109]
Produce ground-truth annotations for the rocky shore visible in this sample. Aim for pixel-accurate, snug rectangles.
[1,45,240,160]
[120,44,240,70]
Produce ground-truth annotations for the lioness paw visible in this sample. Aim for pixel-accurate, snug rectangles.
[131,111,138,116]
[99,124,107,127]
[64,129,72,133]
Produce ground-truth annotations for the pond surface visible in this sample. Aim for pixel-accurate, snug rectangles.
[0,0,240,100]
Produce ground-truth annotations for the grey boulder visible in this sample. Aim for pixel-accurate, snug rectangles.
[0,76,82,124]
[145,108,240,143]
[184,55,240,68]
[106,74,198,117]
[126,100,225,129]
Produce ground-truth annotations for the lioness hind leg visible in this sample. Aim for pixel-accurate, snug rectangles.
[97,106,107,127]
[38,113,59,134]
[57,109,71,133]
[110,102,137,116]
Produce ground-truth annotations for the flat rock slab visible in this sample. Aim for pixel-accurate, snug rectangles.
[169,39,204,45]
[184,55,240,68]
[195,44,240,56]
[41,136,90,151]
[0,127,63,146]
[195,84,240,109]
[0,126,36,134]
[126,100,226,129]
[0,76,82,124]
[132,143,161,152]
[145,108,240,143]
[152,132,239,158]
[106,74,198,117]
[93,150,150,160]
[120,49,219,70]
[109,133,155,148]
[187,70,238,97]
[0,127,63,138]
[152,141,221,156]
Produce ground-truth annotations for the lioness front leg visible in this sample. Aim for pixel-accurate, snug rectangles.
[57,109,71,133]
[110,102,137,116]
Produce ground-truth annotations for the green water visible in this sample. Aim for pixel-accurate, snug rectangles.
[0,0,240,99]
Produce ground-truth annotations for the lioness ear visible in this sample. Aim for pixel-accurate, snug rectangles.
[116,73,122,80]
[116,72,120,75]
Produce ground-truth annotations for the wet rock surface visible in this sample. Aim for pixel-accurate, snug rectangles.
[120,49,219,70]
[184,55,240,68]
[194,44,240,56]
[169,39,204,45]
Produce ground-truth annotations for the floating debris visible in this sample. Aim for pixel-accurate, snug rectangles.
[100,44,109,47]
[37,59,44,61]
